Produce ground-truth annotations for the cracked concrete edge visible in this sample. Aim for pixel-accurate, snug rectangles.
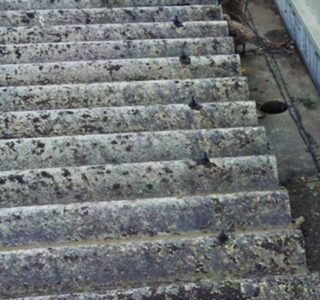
[0,77,249,112]
[0,37,234,64]
[0,127,268,171]
[0,230,307,298]
[0,101,256,138]
[0,21,228,44]
[0,0,219,10]
[10,273,320,300]
[0,190,291,247]
[0,155,279,207]
[0,5,222,27]
[0,55,240,86]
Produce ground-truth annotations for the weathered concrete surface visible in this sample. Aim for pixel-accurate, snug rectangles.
[0,37,234,64]
[0,77,249,112]
[0,230,306,298]
[0,21,228,44]
[244,52,320,180]
[242,0,320,273]
[0,55,240,86]
[0,0,316,297]
[0,190,291,247]
[0,102,256,138]
[0,0,219,10]
[16,273,319,300]
[0,5,222,27]
[242,0,320,180]
[0,155,279,208]
[0,127,268,170]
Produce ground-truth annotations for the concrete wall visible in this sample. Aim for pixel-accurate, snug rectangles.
[274,0,320,92]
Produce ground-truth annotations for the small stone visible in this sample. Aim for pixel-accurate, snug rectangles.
[300,176,307,182]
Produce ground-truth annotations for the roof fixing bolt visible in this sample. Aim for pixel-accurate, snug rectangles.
[188,96,202,110]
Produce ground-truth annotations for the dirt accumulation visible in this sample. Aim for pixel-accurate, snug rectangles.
[284,177,320,272]
[241,0,320,272]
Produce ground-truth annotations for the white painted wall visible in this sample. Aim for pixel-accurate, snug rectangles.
[274,0,320,92]
[291,0,320,51]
